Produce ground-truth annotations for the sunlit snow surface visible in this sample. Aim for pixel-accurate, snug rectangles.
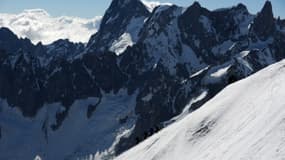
[115,60,285,160]
[109,17,146,55]
[141,0,172,12]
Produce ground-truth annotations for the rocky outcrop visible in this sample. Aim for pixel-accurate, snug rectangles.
[0,27,35,54]
[0,1,285,159]
[251,1,275,40]
[85,0,150,54]
[46,39,84,59]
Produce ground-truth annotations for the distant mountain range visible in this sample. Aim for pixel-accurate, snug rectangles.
[0,9,101,44]
[0,0,285,160]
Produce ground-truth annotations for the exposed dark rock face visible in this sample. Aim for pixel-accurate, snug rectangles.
[46,39,85,58]
[0,27,85,59]
[0,53,44,117]
[251,1,275,40]
[115,1,285,155]
[0,0,285,159]
[0,28,127,117]
[87,101,100,119]
[0,27,35,54]
[0,50,127,117]
[179,2,252,63]
[179,2,211,40]
[85,0,150,54]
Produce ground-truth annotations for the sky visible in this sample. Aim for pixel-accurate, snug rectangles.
[0,0,285,18]
[0,0,284,44]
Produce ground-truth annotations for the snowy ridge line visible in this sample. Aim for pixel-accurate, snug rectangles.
[115,60,285,160]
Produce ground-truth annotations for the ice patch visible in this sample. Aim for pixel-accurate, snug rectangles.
[210,65,231,78]
[240,50,250,57]
[190,66,210,78]
[203,64,232,84]
[110,33,134,55]
[109,17,146,55]
[141,93,153,102]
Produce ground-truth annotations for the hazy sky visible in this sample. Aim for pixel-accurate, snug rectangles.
[0,0,284,18]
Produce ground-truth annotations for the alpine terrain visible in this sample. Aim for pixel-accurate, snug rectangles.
[116,58,285,160]
[0,0,285,159]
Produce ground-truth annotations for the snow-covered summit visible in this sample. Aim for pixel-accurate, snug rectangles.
[1,1,285,159]
[141,0,173,12]
[116,59,285,160]
[85,0,150,55]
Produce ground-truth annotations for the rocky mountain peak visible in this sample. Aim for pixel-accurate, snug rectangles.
[111,0,141,8]
[236,3,247,11]
[185,1,204,14]
[1,1,285,160]
[85,0,150,54]
[0,27,35,54]
[0,27,18,42]
[251,0,275,40]
[262,1,273,14]
[192,1,202,9]
[259,1,274,21]
[97,0,149,29]
[181,1,210,22]
[45,39,84,58]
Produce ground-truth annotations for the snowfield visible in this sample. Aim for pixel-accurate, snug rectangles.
[0,89,138,160]
[115,60,285,160]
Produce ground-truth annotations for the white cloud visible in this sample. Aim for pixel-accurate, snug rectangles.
[141,0,172,12]
[0,9,102,44]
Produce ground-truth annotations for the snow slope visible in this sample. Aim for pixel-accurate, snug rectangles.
[0,89,138,160]
[115,60,285,160]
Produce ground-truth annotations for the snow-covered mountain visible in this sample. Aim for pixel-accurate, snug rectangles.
[0,0,285,159]
[0,27,86,61]
[85,0,150,55]
[115,59,285,160]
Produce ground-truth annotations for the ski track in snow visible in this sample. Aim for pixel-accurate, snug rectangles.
[115,60,285,160]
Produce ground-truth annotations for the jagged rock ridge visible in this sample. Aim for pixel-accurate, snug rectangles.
[0,1,285,160]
